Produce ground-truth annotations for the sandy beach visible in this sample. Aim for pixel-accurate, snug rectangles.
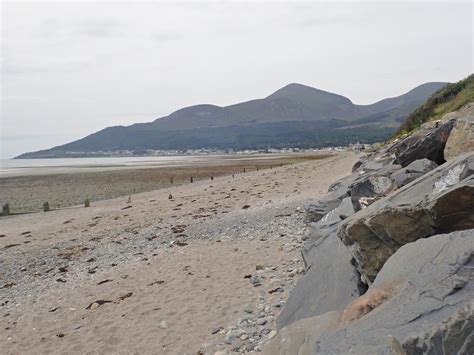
[1,153,329,214]
[0,151,358,354]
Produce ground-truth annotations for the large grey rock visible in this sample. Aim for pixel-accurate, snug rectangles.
[304,198,341,223]
[390,158,438,188]
[444,104,474,160]
[338,152,474,283]
[315,230,474,354]
[350,174,394,211]
[392,118,455,167]
[263,311,338,355]
[276,224,361,330]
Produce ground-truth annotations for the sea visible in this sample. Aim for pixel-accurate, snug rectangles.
[0,156,223,177]
[0,154,274,177]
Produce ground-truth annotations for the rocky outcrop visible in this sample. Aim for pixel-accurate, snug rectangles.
[444,104,474,160]
[304,198,341,223]
[276,228,361,330]
[264,230,474,354]
[315,230,474,354]
[279,196,360,329]
[391,117,455,166]
[269,101,474,354]
[338,152,474,283]
[263,311,338,355]
[390,158,438,188]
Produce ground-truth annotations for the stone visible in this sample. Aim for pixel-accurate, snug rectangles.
[338,152,474,283]
[159,321,168,329]
[276,227,361,330]
[224,334,235,344]
[304,198,341,223]
[392,117,455,166]
[350,175,394,211]
[390,158,438,188]
[262,311,339,355]
[444,104,474,160]
[249,275,261,286]
[315,230,474,354]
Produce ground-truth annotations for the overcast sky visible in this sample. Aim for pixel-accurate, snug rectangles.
[1,1,472,158]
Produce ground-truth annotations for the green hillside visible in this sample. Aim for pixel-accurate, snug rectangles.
[395,74,474,136]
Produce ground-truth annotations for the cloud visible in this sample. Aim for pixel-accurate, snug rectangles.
[150,32,184,43]
[2,61,87,76]
[73,18,124,38]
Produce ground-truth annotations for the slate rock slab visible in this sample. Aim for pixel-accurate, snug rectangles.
[276,225,361,330]
[338,152,474,283]
[315,229,474,354]
[392,117,455,167]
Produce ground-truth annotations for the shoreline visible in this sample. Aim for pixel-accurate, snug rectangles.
[0,152,359,354]
[1,152,332,214]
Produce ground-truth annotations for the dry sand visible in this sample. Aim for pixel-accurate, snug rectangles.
[0,151,358,354]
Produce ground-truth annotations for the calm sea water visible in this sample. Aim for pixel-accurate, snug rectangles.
[0,155,226,177]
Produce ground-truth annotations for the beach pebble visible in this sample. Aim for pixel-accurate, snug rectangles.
[249,275,261,286]
[224,334,235,344]
[267,330,277,339]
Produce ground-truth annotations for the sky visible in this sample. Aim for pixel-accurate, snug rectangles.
[1,1,472,158]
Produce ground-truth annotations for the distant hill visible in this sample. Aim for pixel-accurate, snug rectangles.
[395,74,474,136]
[16,81,447,158]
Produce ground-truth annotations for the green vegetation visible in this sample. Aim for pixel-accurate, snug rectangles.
[394,74,474,137]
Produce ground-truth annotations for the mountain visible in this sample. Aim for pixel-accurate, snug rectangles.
[16,81,447,158]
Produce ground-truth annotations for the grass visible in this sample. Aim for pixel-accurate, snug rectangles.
[394,74,474,137]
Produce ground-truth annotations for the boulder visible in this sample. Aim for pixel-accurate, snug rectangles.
[338,152,474,283]
[304,198,341,223]
[390,158,438,188]
[392,118,455,167]
[263,311,338,355]
[444,104,474,160]
[350,174,394,211]
[276,222,361,330]
[315,230,474,354]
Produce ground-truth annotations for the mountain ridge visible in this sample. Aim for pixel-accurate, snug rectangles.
[16,81,447,158]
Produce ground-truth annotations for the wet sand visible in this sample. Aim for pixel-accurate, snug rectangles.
[1,153,330,214]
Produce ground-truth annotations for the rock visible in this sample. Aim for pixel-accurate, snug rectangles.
[224,334,235,344]
[249,275,261,286]
[212,326,223,334]
[401,300,473,354]
[257,318,267,326]
[304,198,341,223]
[240,334,249,341]
[262,311,339,355]
[315,230,474,354]
[444,104,474,160]
[255,263,265,270]
[159,321,168,329]
[338,152,474,283]
[315,197,354,226]
[390,158,438,188]
[267,330,277,339]
[276,227,362,330]
[350,175,394,211]
[392,117,455,166]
